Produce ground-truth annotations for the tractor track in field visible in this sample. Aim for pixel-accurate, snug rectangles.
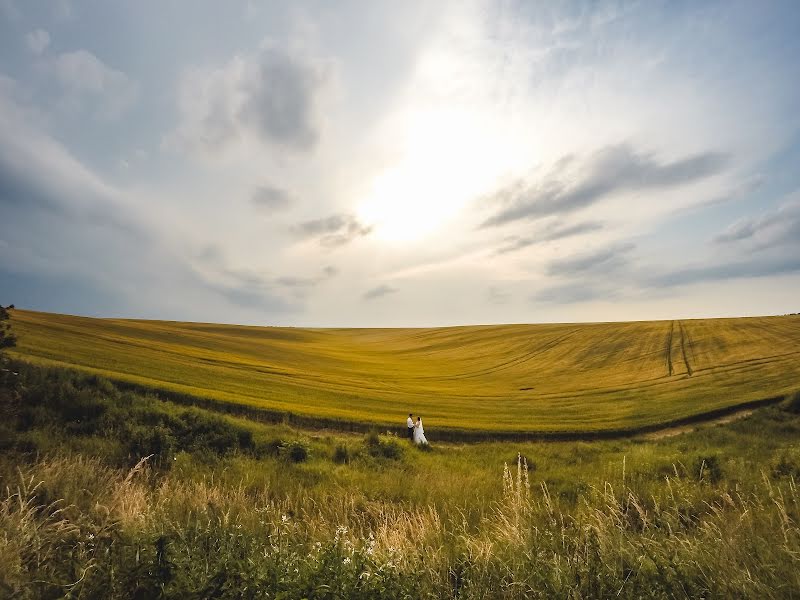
[665,321,675,376]
[410,328,582,381]
[678,321,693,376]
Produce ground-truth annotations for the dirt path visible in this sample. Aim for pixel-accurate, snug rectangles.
[641,409,754,440]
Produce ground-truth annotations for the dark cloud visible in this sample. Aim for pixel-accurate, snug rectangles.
[0,153,68,215]
[239,45,327,151]
[292,214,372,248]
[495,220,603,254]
[0,267,125,316]
[532,282,614,304]
[172,44,329,155]
[547,242,635,276]
[0,145,147,241]
[481,144,729,228]
[252,184,293,212]
[363,284,397,300]
[644,255,800,288]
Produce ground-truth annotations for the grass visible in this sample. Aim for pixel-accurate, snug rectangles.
[8,309,800,435]
[3,364,800,597]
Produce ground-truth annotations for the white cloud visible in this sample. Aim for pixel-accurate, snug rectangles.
[25,29,50,55]
[52,50,139,118]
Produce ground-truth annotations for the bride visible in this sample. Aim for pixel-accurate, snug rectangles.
[413,416,428,445]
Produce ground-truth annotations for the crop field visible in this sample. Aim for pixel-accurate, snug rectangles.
[8,309,800,434]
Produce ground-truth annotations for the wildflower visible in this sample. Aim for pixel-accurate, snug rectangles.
[343,557,351,565]
[281,514,289,523]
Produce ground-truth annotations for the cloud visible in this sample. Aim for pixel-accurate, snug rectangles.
[0,83,297,319]
[25,29,50,55]
[52,50,139,118]
[275,276,318,288]
[487,286,510,304]
[209,274,291,310]
[547,242,635,276]
[495,220,603,254]
[481,144,729,228]
[363,284,397,300]
[194,243,336,305]
[714,196,800,248]
[168,42,331,155]
[292,214,372,248]
[252,184,293,212]
[532,282,614,304]
[644,255,800,288]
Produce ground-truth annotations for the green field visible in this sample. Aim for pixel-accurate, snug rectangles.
[9,309,800,434]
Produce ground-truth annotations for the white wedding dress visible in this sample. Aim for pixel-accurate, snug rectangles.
[413,420,428,445]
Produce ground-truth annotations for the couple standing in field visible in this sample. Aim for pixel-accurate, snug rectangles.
[406,413,429,445]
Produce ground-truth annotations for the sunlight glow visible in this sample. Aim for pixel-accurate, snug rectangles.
[357,109,526,243]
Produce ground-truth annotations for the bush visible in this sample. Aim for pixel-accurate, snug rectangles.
[772,448,800,478]
[693,454,723,483]
[333,443,350,464]
[280,440,310,463]
[253,437,283,458]
[364,432,404,460]
[785,391,800,414]
[127,424,176,466]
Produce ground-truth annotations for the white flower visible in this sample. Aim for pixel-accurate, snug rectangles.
[343,557,351,565]
[281,514,289,523]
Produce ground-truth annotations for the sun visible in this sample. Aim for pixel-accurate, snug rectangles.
[356,109,525,244]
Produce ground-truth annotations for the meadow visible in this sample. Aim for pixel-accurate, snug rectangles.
[2,362,800,598]
[9,309,800,435]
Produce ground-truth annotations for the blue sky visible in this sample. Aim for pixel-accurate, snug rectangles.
[1,0,799,326]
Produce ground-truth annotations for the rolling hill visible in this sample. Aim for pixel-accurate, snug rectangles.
[8,309,800,435]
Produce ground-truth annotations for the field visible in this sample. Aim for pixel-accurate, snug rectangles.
[9,309,800,435]
[9,309,800,434]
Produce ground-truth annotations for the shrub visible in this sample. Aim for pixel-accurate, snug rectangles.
[333,443,350,464]
[126,424,176,466]
[280,440,310,463]
[253,437,283,458]
[785,391,800,414]
[692,454,723,483]
[772,448,800,478]
[364,432,404,460]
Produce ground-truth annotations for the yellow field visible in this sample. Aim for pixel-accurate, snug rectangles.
[8,309,800,433]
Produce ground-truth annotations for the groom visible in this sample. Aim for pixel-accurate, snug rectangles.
[407,413,414,441]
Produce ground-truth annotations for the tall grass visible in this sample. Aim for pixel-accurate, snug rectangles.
[2,452,799,598]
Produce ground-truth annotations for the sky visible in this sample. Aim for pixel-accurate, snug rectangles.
[1,0,799,327]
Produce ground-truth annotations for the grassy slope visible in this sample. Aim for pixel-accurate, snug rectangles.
[9,309,800,433]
